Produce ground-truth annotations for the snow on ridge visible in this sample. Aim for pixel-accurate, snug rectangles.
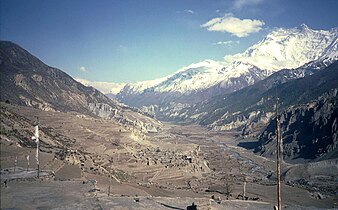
[120,59,226,94]
[229,24,338,71]
[152,59,226,93]
[119,25,338,95]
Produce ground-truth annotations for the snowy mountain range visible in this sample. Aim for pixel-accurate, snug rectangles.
[116,24,337,108]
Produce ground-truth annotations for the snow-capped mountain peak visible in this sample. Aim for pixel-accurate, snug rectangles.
[117,25,337,106]
[229,25,337,71]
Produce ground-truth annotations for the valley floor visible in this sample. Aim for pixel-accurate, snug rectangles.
[0,103,337,209]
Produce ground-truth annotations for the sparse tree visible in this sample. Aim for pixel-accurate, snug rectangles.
[221,175,233,200]
[224,182,233,200]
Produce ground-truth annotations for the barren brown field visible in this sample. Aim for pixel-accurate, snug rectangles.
[1,103,337,209]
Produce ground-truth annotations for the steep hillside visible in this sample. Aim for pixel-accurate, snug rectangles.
[200,61,338,131]
[0,41,117,113]
[163,61,338,132]
[256,89,338,163]
[0,41,161,133]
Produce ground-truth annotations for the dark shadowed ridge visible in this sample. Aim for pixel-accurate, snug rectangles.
[195,61,338,127]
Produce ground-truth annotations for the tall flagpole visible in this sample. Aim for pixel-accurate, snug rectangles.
[32,118,40,178]
[276,86,282,210]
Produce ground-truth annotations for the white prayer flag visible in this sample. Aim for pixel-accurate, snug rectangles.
[35,125,39,143]
[32,125,39,165]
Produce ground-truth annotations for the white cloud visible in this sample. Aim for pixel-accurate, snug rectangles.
[212,40,240,46]
[75,78,126,94]
[79,66,87,72]
[201,13,265,37]
[184,9,195,14]
[233,0,265,9]
[177,9,195,14]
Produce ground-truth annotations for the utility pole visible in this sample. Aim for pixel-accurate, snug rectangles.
[108,166,112,197]
[276,86,282,210]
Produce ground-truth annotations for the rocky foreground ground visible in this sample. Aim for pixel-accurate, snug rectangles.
[2,179,325,210]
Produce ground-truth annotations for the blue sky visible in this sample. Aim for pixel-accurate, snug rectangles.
[1,0,338,83]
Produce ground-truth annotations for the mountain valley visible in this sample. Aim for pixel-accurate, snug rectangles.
[1,24,338,209]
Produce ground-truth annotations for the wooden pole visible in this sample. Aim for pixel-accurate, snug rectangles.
[243,179,246,200]
[276,86,282,210]
[108,166,111,197]
[14,156,17,173]
[27,155,30,171]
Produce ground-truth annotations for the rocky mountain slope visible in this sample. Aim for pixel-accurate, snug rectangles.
[0,41,161,133]
[0,41,117,113]
[117,25,337,109]
[256,88,338,163]
[158,62,337,128]
[210,61,338,130]
[169,61,338,132]
[167,61,338,163]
